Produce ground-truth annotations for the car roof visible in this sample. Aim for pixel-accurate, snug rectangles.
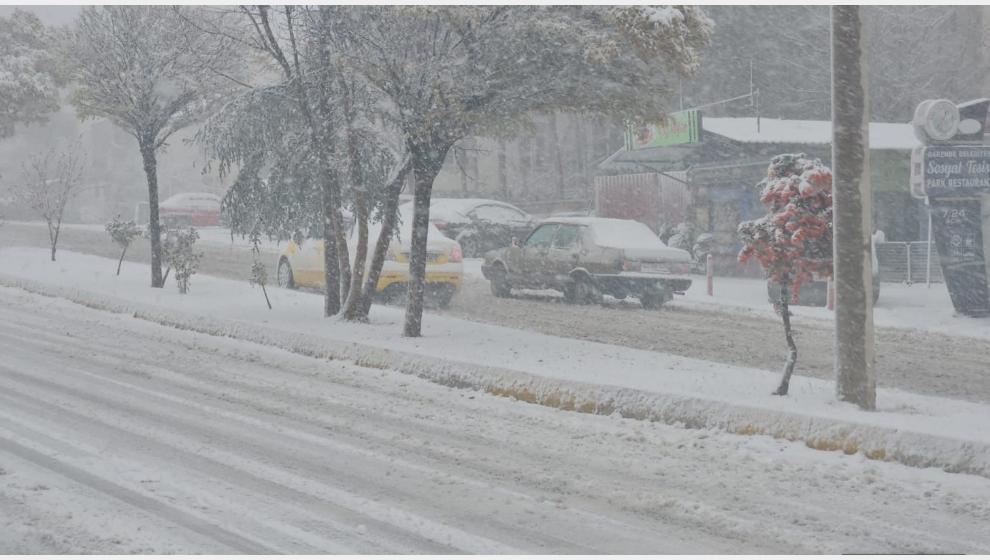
[399,198,529,220]
[536,216,645,228]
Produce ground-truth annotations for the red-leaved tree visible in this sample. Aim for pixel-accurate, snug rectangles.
[738,153,833,396]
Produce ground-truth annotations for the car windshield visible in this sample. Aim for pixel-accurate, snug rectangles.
[360,208,445,247]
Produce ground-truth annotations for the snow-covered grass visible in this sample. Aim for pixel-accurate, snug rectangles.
[5,221,285,253]
[2,246,990,480]
[464,253,990,341]
[677,273,990,341]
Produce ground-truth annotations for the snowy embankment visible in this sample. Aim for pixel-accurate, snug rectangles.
[3,222,286,254]
[2,247,990,479]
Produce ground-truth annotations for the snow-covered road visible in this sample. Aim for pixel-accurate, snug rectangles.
[3,288,990,553]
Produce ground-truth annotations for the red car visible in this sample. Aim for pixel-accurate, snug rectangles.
[159,192,221,227]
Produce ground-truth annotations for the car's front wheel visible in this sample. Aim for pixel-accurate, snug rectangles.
[277,258,295,289]
[459,235,480,258]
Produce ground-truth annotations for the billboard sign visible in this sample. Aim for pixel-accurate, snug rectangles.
[625,110,702,150]
[922,145,990,197]
[930,199,990,316]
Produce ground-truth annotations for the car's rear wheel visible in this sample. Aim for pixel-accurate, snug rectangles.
[277,258,295,289]
[489,265,511,298]
[566,275,602,305]
[641,291,667,310]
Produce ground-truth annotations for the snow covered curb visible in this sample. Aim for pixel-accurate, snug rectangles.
[2,269,990,481]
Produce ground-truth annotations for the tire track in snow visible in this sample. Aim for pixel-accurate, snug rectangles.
[0,435,275,553]
[3,288,990,552]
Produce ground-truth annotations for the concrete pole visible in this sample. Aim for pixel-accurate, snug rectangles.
[831,5,876,410]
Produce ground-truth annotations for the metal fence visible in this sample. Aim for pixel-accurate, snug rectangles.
[875,241,944,284]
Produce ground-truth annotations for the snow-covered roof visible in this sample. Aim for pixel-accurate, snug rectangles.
[160,192,221,210]
[399,198,528,223]
[539,216,647,228]
[703,117,919,151]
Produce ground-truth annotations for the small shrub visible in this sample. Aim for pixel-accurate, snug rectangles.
[105,215,142,275]
[163,227,202,294]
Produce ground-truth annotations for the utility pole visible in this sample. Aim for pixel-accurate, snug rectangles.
[831,5,876,410]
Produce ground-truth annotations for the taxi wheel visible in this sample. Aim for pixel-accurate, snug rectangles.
[437,287,456,309]
[277,258,295,289]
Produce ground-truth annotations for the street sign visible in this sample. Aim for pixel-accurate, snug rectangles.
[929,199,990,316]
[922,145,990,197]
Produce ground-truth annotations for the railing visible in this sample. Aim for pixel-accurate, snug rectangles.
[875,241,944,284]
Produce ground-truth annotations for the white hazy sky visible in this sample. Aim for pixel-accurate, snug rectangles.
[0,5,80,25]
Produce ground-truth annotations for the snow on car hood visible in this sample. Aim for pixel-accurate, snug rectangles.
[398,199,471,225]
[589,220,690,262]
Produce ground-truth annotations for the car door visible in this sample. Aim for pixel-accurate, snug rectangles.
[547,224,585,286]
[292,237,326,287]
[506,223,557,287]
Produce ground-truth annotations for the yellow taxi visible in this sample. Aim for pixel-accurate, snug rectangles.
[276,212,463,307]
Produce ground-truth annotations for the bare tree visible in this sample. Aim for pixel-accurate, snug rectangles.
[14,146,84,262]
[199,6,412,322]
[334,6,713,336]
[65,6,237,288]
[196,5,351,316]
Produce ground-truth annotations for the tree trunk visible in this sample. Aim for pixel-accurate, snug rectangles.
[322,176,341,317]
[340,92,372,322]
[139,137,164,288]
[498,139,508,200]
[359,161,412,317]
[261,283,272,310]
[117,245,128,276]
[335,203,351,306]
[574,115,588,199]
[49,224,57,261]
[549,112,565,199]
[831,5,876,410]
[403,144,447,337]
[774,281,799,396]
[341,193,369,320]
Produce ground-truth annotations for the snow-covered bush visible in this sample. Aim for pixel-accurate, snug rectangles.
[162,227,202,295]
[738,153,833,396]
[0,10,63,138]
[105,215,142,276]
[666,222,695,254]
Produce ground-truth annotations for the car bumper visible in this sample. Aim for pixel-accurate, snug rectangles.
[593,273,692,294]
[378,261,463,292]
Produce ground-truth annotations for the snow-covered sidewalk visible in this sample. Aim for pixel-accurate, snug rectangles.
[2,247,990,479]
